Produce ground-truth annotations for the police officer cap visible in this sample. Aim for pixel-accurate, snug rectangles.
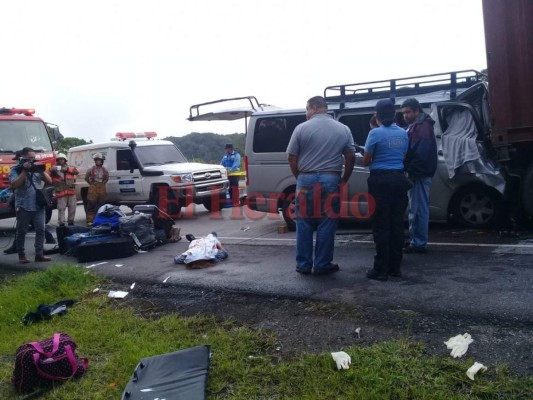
[375,99,395,115]
[224,143,233,149]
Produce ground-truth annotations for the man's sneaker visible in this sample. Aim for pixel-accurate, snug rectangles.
[312,263,340,275]
[4,245,17,255]
[295,266,312,275]
[366,269,388,281]
[19,255,30,264]
[404,245,427,254]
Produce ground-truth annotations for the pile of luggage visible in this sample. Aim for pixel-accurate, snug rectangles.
[57,205,180,263]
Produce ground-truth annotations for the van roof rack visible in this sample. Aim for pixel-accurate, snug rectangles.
[324,70,484,109]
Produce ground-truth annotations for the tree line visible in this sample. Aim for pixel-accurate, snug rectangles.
[56,132,245,166]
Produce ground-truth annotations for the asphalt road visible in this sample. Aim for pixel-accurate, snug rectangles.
[1,204,532,325]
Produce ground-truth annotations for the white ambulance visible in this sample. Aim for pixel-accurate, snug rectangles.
[67,132,229,216]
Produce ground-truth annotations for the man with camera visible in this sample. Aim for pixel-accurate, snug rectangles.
[9,147,53,264]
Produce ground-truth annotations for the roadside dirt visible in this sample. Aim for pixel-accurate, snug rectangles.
[115,281,533,377]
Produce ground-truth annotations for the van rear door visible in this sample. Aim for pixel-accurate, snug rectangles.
[188,96,265,125]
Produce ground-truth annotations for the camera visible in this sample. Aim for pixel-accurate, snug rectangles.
[16,158,46,173]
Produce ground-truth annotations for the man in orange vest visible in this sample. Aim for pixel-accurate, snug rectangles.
[48,153,79,226]
[85,153,109,226]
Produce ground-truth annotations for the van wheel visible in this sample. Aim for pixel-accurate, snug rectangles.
[450,185,502,228]
[151,185,181,217]
[281,189,296,231]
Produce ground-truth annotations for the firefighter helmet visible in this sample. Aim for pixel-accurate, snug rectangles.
[56,153,67,160]
[92,152,105,160]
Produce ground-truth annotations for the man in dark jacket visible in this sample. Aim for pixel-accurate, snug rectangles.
[401,98,437,253]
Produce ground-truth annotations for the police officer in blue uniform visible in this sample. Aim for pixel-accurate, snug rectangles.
[220,143,241,206]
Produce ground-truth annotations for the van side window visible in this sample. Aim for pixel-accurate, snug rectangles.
[339,112,408,145]
[116,149,137,170]
[253,115,306,153]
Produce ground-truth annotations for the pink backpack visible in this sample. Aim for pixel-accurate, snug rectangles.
[12,332,88,393]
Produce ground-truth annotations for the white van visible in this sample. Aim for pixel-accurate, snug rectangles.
[188,72,506,229]
[67,133,229,216]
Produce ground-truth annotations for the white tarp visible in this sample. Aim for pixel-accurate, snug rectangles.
[178,234,221,264]
[432,106,506,194]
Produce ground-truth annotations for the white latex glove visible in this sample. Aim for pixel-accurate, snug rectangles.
[444,333,473,358]
[466,362,487,380]
[331,351,351,370]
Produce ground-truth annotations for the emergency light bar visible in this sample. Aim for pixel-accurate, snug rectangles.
[0,108,36,116]
[115,132,157,140]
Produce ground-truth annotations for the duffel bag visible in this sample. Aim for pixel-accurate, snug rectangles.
[119,213,157,250]
[12,332,88,394]
[64,232,121,257]
[76,236,136,262]
[56,225,91,255]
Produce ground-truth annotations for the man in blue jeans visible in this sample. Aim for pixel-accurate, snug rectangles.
[9,147,53,264]
[287,96,355,275]
[401,98,438,253]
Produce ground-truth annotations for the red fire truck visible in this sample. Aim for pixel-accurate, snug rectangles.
[0,108,61,222]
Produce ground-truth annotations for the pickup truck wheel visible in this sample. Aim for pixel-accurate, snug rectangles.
[450,185,502,228]
[521,163,533,218]
[152,186,181,217]
[281,189,296,231]
[202,195,225,212]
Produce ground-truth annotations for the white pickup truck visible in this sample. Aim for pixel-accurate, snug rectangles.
[67,133,229,216]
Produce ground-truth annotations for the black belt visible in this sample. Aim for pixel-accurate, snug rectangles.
[299,171,341,175]
[370,169,404,175]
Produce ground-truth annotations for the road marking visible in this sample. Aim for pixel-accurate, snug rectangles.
[219,236,533,248]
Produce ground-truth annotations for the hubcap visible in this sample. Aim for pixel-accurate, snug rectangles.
[459,192,495,225]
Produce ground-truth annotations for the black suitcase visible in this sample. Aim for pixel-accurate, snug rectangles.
[56,225,91,254]
[132,204,159,216]
[121,345,210,400]
[76,236,136,262]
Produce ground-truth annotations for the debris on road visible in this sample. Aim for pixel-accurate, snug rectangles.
[92,288,100,293]
[355,327,361,338]
[85,261,108,269]
[163,276,171,283]
[331,351,351,370]
[108,290,128,299]
[444,333,473,358]
[467,362,487,380]
[130,283,136,290]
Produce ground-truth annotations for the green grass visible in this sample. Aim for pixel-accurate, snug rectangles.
[0,265,531,399]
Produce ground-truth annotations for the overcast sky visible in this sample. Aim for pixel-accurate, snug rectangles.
[1,0,487,143]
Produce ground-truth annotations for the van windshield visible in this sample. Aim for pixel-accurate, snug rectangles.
[135,144,188,166]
